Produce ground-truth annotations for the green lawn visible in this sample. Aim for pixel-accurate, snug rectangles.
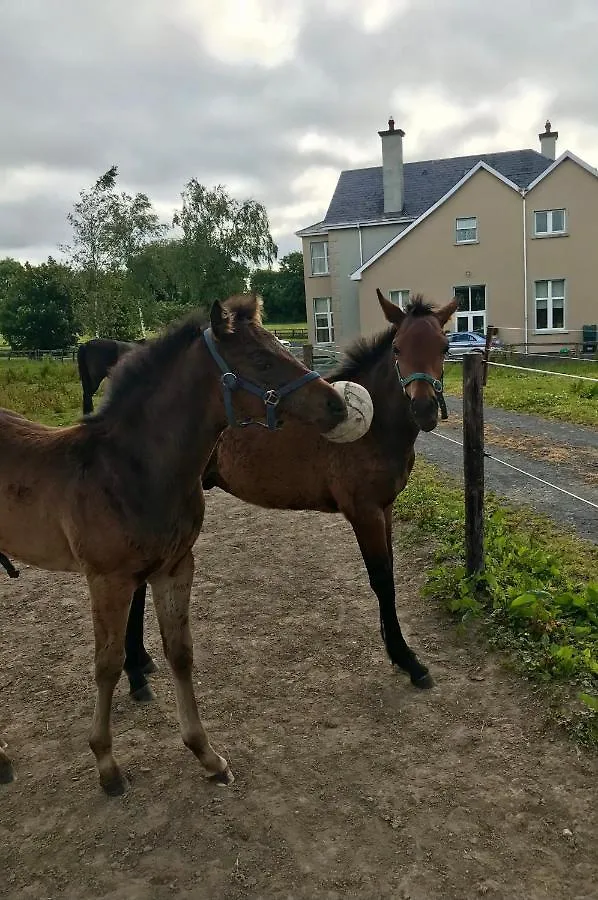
[0,359,84,426]
[443,357,598,427]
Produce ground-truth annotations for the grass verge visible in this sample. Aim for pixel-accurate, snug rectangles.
[0,359,84,426]
[395,457,598,747]
[443,358,598,427]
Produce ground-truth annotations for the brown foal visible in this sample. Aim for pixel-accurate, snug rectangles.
[0,293,347,795]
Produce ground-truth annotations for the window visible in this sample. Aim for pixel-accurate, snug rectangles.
[310,240,329,275]
[453,285,486,333]
[455,216,478,243]
[535,279,565,330]
[389,289,410,309]
[534,209,566,236]
[313,297,334,343]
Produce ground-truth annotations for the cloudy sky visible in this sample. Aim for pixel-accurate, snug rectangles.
[1,0,597,264]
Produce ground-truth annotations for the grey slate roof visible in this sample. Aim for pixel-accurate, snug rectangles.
[297,149,552,235]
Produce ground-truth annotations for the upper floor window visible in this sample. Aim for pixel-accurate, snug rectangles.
[389,289,409,309]
[534,209,566,236]
[535,279,565,331]
[310,240,329,275]
[455,216,478,243]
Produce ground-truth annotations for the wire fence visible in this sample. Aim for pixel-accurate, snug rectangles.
[301,340,597,527]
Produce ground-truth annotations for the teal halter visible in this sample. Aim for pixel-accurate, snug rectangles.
[395,366,448,420]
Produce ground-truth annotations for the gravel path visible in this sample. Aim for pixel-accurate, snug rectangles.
[416,398,598,543]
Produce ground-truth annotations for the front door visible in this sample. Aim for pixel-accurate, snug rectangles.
[454,285,486,334]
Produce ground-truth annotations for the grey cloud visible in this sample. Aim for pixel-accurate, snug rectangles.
[1,0,597,261]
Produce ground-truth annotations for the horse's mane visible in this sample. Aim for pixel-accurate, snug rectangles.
[329,294,434,382]
[91,294,262,418]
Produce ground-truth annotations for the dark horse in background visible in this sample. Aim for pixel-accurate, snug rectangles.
[77,337,145,414]
[121,289,458,702]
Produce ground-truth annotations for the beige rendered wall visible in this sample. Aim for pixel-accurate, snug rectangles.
[357,168,525,339]
[526,158,598,346]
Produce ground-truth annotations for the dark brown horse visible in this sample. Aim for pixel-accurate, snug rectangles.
[123,289,458,701]
[0,293,348,794]
[77,337,143,414]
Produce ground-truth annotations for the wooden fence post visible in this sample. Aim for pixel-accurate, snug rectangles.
[303,343,314,369]
[463,351,485,576]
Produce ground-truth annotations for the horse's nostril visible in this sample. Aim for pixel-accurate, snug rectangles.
[329,394,347,419]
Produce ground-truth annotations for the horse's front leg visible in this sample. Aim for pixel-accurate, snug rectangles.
[87,574,136,795]
[349,505,433,688]
[149,552,233,785]
[124,583,158,703]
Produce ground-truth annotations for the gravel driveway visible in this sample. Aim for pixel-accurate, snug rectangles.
[417,398,598,543]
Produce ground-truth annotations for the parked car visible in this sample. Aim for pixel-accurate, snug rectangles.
[445,331,503,357]
[275,336,292,348]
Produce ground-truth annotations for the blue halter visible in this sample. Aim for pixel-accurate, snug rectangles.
[203,327,321,430]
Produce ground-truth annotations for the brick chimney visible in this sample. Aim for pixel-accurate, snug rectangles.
[378,116,405,214]
[539,120,558,160]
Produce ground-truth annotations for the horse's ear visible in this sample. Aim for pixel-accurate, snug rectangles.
[435,298,459,327]
[376,288,406,325]
[247,292,264,326]
[210,300,234,338]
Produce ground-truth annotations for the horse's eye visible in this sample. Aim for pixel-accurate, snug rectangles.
[393,346,400,356]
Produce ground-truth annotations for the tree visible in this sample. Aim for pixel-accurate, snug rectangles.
[169,182,277,310]
[0,260,79,350]
[0,258,24,303]
[250,251,307,323]
[173,181,277,267]
[61,166,166,335]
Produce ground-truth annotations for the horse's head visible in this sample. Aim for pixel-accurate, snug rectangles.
[377,288,458,432]
[207,292,348,434]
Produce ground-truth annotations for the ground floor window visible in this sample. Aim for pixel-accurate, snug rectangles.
[314,297,334,343]
[535,279,565,330]
[453,284,486,333]
[389,289,410,309]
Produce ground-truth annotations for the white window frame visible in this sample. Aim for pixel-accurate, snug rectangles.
[453,284,487,333]
[534,279,566,332]
[455,216,478,244]
[313,297,334,344]
[310,240,329,275]
[388,289,410,309]
[534,209,566,237]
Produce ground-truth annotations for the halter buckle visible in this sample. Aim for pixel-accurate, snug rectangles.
[263,389,281,407]
[221,372,238,391]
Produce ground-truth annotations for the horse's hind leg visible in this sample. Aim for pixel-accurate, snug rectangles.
[87,574,133,796]
[349,505,433,689]
[149,552,233,785]
[124,583,157,703]
[0,740,14,784]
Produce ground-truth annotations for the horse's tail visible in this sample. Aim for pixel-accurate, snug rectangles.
[76,343,94,415]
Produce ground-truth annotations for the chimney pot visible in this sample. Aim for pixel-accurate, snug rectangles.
[388,116,395,131]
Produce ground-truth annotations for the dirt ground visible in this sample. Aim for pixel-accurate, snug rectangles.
[1,490,596,900]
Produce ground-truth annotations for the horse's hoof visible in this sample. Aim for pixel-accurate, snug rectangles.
[130,683,156,703]
[411,671,434,689]
[101,772,129,797]
[0,760,15,784]
[209,765,235,787]
[141,658,158,676]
